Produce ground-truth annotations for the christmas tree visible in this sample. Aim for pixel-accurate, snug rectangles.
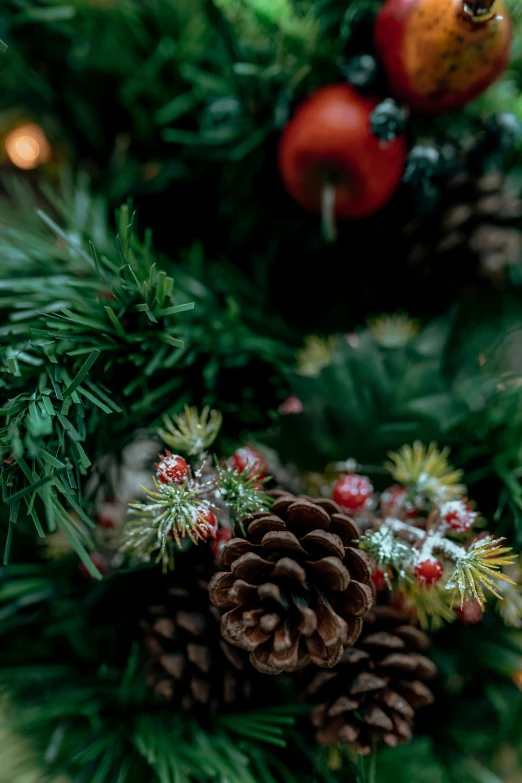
[1,0,522,781]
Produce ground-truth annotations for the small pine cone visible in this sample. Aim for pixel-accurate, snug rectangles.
[404,170,522,283]
[209,492,374,675]
[142,571,252,713]
[308,606,436,756]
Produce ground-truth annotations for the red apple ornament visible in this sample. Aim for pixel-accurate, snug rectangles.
[375,0,512,115]
[278,85,407,233]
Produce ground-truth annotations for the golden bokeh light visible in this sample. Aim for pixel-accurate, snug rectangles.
[5,123,51,170]
[514,671,522,691]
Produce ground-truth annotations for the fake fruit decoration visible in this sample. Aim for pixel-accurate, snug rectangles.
[439,500,477,534]
[155,451,188,484]
[414,559,444,585]
[332,473,374,512]
[278,85,407,236]
[375,0,512,115]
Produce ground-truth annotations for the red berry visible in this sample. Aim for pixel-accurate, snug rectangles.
[332,473,373,512]
[278,395,303,415]
[230,445,267,480]
[414,559,444,585]
[440,500,477,534]
[96,501,123,529]
[195,508,218,542]
[210,525,233,562]
[278,85,407,219]
[454,599,484,625]
[375,0,512,115]
[155,451,188,485]
[381,485,420,520]
[371,567,391,592]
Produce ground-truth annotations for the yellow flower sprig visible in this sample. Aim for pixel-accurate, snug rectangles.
[386,441,465,503]
[159,405,222,457]
[447,537,518,608]
[367,312,420,348]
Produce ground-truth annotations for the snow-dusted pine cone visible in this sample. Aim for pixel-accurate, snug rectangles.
[308,606,436,756]
[209,491,374,675]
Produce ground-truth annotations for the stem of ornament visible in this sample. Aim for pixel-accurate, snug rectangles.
[321,182,338,243]
[458,0,496,22]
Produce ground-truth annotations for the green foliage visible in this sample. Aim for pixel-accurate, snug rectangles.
[0,174,290,560]
[215,461,273,531]
[1,1,522,782]
[274,318,470,469]
[0,176,192,564]
[0,560,341,783]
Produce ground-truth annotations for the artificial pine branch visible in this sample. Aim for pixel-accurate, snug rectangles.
[0,181,194,563]
[159,406,223,458]
[121,407,272,568]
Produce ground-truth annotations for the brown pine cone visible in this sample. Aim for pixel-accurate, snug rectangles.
[308,606,436,756]
[142,571,253,713]
[209,492,374,675]
[404,170,522,283]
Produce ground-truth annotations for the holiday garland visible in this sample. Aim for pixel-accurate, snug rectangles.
[1,0,522,780]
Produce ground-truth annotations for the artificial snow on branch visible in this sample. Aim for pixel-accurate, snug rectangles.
[121,408,272,569]
[318,442,519,626]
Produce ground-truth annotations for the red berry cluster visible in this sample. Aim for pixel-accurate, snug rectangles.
[371,567,392,593]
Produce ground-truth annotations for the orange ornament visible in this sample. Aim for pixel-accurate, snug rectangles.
[375,0,512,114]
[278,85,407,223]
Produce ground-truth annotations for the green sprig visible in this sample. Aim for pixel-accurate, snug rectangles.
[447,537,518,608]
[123,478,216,569]
[215,462,273,534]
[358,526,411,570]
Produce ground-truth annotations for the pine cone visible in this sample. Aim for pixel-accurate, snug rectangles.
[142,571,253,712]
[404,171,522,283]
[308,606,436,756]
[209,492,374,675]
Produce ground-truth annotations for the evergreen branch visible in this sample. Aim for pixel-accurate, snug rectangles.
[358,526,411,569]
[0,181,195,559]
[215,462,273,534]
[123,478,218,569]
